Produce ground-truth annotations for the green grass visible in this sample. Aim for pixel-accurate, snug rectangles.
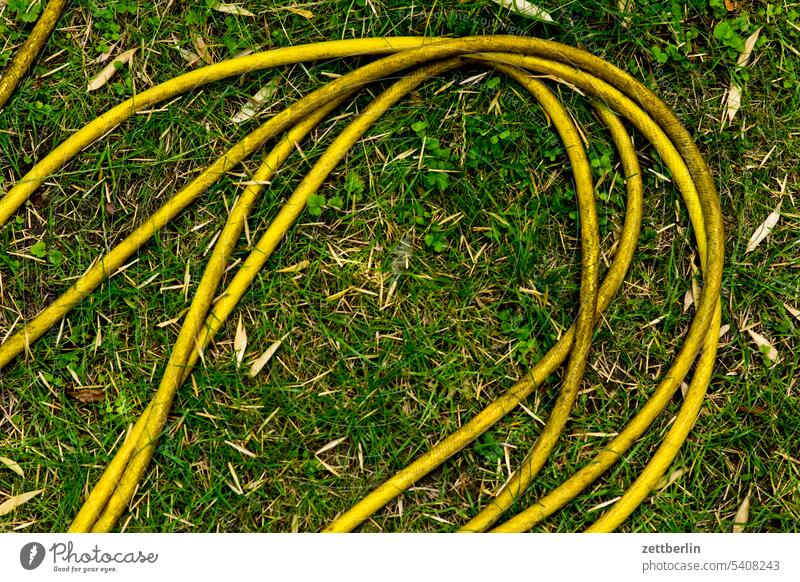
[1,0,799,533]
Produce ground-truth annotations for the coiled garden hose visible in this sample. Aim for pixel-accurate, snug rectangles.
[1,3,723,534]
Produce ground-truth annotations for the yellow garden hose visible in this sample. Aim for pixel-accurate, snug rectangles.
[0,0,67,110]
[0,16,723,534]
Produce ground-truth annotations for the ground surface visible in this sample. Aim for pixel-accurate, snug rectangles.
[0,0,798,532]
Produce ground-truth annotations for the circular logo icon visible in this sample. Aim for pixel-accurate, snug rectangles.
[20,542,46,570]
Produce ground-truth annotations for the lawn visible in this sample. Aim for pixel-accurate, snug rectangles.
[0,0,798,532]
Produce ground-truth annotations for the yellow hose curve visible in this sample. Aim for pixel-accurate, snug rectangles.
[0,30,723,533]
[0,0,67,110]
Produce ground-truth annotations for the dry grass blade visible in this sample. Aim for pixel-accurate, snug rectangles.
[492,0,554,22]
[587,496,622,512]
[234,315,248,366]
[732,489,751,532]
[0,456,24,478]
[0,489,44,516]
[211,2,255,17]
[745,202,781,253]
[225,440,256,458]
[87,48,137,92]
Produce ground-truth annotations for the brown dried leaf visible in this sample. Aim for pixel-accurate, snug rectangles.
[725,83,742,123]
[0,489,43,516]
[249,338,283,377]
[193,35,213,65]
[276,260,309,274]
[745,202,781,253]
[737,27,762,67]
[175,45,201,67]
[87,48,137,92]
[0,456,24,478]
[732,489,751,533]
[492,0,554,22]
[724,28,761,124]
[784,302,800,322]
[617,0,635,27]
[680,381,690,398]
[231,76,281,124]
[287,6,314,19]
[211,2,255,17]
[315,436,347,456]
[68,389,106,403]
[652,468,686,492]
[234,315,247,366]
[746,329,779,365]
[683,288,694,313]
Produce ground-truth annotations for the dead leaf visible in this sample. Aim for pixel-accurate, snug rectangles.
[683,288,694,313]
[491,0,554,22]
[737,405,767,415]
[652,468,686,491]
[249,338,283,377]
[67,389,106,403]
[287,6,314,19]
[737,28,762,67]
[0,489,43,516]
[314,456,341,477]
[211,2,255,17]
[234,315,247,366]
[617,0,634,27]
[732,489,751,533]
[680,381,689,398]
[682,277,701,313]
[315,436,347,456]
[725,83,742,123]
[87,48,137,92]
[231,76,281,124]
[0,456,24,478]
[175,45,201,67]
[746,329,779,365]
[724,28,761,124]
[193,35,213,65]
[745,202,781,253]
